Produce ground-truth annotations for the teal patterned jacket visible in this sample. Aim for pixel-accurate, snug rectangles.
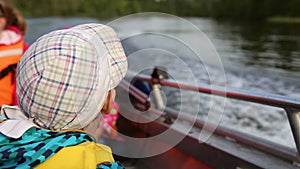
[0,125,124,169]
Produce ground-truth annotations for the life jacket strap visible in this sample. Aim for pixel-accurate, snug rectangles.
[0,63,17,84]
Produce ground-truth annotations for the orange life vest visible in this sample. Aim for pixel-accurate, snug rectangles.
[0,37,24,107]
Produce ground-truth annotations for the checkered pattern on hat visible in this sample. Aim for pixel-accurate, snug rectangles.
[72,23,127,89]
[16,23,127,130]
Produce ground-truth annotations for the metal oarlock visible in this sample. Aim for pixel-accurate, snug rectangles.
[150,67,168,110]
[150,67,173,124]
[151,84,164,110]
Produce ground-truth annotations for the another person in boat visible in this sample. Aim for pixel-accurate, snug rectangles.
[0,0,29,107]
[99,101,125,142]
[0,23,128,169]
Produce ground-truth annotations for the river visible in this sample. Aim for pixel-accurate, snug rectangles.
[25,14,300,149]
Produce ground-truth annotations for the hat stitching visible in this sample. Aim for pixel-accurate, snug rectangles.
[58,28,110,129]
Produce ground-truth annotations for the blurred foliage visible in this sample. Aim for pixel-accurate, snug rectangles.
[209,0,300,20]
[10,0,209,18]
[11,0,300,20]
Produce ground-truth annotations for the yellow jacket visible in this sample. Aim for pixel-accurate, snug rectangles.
[36,142,115,169]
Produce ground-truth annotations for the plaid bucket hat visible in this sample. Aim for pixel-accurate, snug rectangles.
[16,23,127,130]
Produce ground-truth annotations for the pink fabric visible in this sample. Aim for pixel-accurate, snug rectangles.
[0,26,23,45]
[100,101,125,141]
[101,102,119,131]
[0,30,21,45]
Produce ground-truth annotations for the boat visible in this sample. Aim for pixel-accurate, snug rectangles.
[96,30,300,169]
[101,67,300,169]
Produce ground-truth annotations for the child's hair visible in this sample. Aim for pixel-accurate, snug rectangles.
[0,0,27,34]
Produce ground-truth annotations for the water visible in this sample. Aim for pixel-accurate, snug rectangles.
[25,17,100,44]
[25,16,300,149]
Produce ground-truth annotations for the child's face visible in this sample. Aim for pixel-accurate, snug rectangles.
[0,17,6,32]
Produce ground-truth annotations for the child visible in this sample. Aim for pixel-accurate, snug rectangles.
[0,23,127,169]
[0,0,28,107]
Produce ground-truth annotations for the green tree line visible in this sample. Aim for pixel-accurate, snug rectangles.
[209,0,300,20]
[11,0,300,20]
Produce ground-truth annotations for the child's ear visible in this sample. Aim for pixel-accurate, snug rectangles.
[101,89,116,114]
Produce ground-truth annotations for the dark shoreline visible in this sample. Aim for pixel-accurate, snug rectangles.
[12,0,300,21]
